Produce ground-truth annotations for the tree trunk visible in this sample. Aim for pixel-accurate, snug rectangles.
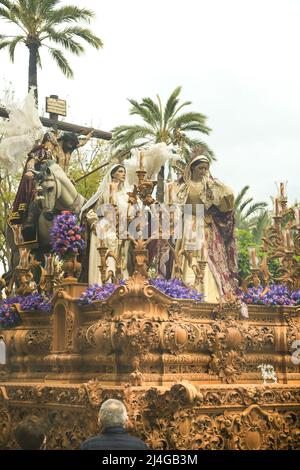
[157,164,165,203]
[27,42,38,105]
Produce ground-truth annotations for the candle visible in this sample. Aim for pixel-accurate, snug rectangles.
[96,222,105,247]
[168,182,173,204]
[283,230,294,251]
[274,198,279,216]
[200,243,207,261]
[12,225,24,246]
[287,230,294,250]
[249,247,257,269]
[45,254,54,275]
[295,208,300,228]
[139,151,144,171]
[19,248,29,269]
[280,182,285,199]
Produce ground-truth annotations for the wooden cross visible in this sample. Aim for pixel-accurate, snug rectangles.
[0,94,112,140]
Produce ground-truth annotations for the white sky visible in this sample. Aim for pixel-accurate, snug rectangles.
[0,0,299,206]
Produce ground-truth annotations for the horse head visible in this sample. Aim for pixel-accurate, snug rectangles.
[33,160,61,215]
[34,160,85,216]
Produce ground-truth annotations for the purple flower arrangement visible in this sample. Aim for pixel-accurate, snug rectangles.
[240,284,300,306]
[50,211,85,259]
[0,293,51,329]
[149,278,204,301]
[79,278,204,305]
[0,298,21,328]
[18,293,52,313]
[78,283,120,305]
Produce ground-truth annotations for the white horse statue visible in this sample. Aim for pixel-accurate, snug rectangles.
[34,160,86,248]
[5,160,85,282]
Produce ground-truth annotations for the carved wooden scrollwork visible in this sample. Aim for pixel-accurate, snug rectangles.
[0,407,11,449]
[25,329,51,354]
[1,382,300,449]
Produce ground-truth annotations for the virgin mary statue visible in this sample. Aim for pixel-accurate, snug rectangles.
[80,164,133,285]
[174,152,238,302]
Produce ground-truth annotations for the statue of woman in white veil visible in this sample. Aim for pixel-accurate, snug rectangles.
[80,164,134,285]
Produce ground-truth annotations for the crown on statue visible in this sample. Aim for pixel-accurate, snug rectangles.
[189,144,210,163]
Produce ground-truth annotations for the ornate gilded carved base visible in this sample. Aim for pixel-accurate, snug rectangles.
[0,275,299,449]
[0,382,299,450]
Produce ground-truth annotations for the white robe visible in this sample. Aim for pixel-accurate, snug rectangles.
[80,165,133,285]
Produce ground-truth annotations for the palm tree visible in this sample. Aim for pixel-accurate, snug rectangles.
[112,86,214,201]
[0,0,103,103]
[235,185,268,232]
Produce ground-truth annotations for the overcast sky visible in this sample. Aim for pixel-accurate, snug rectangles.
[0,0,299,206]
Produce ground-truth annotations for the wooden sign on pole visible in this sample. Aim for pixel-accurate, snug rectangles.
[46,96,67,116]
[46,94,67,132]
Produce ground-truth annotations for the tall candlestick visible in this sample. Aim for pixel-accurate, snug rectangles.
[200,243,207,261]
[287,230,294,250]
[249,247,257,269]
[168,182,173,204]
[45,254,55,275]
[96,221,103,246]
[283,230,294,251]
[295,208,300,228]
[274,198,279,216]
[139,151,144,171]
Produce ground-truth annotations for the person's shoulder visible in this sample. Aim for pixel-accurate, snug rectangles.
[80,435,103,450]
[126,433,149,449]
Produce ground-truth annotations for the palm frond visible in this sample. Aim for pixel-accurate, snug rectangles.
[0,39,11,50]
[234,185,250,209]
[112,124,137,134]
[171,111,208,124]
[8,34,24,60]
[252,210,270,243]
[56,26,102,49]
[19,0,31,11]
[171,100,192,119]
[0,0,12,9]
[170,112,211,134]
[128,99,159,128]
[13,0,31,29]
[174,121,210,133]
[113,124,154,139]
[47,6,94,26]
[244,202,268,219]
[38,0,60,15]
[0,6,11,19]
[0,2,28,34]
[46,28,84,55]
[238,219,257,231]
[239,197,253,213]
[48,47,73,78]
[163,86,182,125]
[141,97,162,124]
[112,124,154,148]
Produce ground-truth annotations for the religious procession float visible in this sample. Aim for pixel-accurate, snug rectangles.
[0,92,299,450]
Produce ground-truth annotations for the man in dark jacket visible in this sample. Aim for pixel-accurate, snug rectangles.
[80,399,149,450]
